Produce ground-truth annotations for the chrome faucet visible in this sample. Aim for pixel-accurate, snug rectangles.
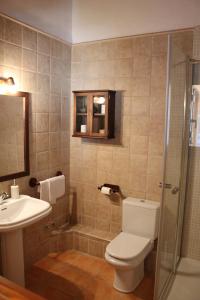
[0,192,10,204]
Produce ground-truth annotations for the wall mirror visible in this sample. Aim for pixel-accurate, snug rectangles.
[0,92,30,182]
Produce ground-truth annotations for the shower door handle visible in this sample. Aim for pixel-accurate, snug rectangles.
[171,186,179,194]
[159,183,179,194]
[159,182,172,189]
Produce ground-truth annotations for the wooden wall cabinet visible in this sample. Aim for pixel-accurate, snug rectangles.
[73,90,115,139]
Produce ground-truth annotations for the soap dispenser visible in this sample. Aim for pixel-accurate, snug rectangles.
[11,179,20,199]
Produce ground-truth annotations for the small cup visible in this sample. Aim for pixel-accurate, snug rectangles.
[101,105,105,114]
[99,129,105,134]
[81,124,87,133]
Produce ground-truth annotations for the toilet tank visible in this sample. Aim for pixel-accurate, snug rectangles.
[122,197,160,240]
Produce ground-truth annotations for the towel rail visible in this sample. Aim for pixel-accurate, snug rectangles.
[29,171,62,188]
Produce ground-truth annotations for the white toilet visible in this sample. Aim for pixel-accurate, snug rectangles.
[105,197,160,293]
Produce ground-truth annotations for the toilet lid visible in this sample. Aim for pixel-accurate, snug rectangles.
[106,232,151,260]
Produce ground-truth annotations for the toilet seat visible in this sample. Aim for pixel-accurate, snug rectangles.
[106,232,152,261]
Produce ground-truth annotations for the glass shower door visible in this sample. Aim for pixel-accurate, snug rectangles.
[154,34,191,300]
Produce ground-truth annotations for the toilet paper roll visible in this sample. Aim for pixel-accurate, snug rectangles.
[101,186,112,195]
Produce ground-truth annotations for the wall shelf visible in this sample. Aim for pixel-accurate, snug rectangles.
[73,90,116,139]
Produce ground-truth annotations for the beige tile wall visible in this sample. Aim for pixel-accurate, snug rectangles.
[0,15,71,269]
[70,34,168,234]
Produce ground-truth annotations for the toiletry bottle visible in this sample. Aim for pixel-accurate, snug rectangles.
[11,179,20,199]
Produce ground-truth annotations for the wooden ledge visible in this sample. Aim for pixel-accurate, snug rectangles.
[0,276,45,300]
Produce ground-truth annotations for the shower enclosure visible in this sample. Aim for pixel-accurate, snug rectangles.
[154,31,195,300]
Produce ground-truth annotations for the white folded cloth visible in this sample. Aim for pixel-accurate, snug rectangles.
[38,179,50,202]
[49,175,65,204]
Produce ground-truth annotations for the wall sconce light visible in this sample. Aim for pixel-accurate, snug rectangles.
[0,77,16,94]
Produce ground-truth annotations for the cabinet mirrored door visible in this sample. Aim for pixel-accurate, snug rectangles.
[92,94,107,136]
[75,94,88,134]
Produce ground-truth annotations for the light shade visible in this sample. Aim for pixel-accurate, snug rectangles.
[0,77,16,94]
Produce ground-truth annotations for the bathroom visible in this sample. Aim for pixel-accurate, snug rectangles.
[0,0,199,299]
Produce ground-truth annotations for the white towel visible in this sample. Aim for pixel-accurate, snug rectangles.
[38,179,50,202]
[49,175,65,204]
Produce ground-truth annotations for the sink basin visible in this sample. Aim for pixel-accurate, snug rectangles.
[0,195,52,232]
[0,195,52,286]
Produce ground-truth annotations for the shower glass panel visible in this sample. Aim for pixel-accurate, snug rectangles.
[154,34,191,300]
[190,64,200,146]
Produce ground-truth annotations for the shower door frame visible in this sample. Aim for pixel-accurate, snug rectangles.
[174,58,193,268]
[154,35,192,300]
[154,34,175,300]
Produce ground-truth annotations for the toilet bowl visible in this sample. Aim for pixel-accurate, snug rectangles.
[105,197,160,293]
[105,232,154,293]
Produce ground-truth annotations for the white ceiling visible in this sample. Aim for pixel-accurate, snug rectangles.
[72,0,200,43]
[0,0,199,44]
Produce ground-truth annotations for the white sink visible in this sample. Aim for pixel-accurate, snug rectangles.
[0,195,52,231]
[0,195,52,286]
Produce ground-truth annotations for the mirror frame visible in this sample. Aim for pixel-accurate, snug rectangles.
[0,91,30,182]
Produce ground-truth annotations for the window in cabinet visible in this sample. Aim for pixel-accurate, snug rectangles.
[92,94,106,136]
[74,94,89,134]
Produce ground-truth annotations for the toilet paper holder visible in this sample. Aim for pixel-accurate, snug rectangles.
[98,183,120,194]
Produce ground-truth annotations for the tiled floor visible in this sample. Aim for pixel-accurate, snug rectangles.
[26,250,154,300]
